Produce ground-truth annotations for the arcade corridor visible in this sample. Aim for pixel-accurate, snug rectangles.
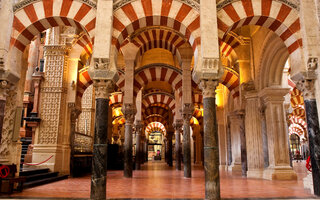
[5,161,314,199]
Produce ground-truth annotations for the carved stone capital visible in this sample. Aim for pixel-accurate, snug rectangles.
[296,79,316,100]
[94,58,110,70]
[93,80,114,99]
[135,120,144,134]
[192,57,224,83]
[199,79,219,98]
[122,103,136,125]
[173,119,183,131]
[307,57,318,71]
[0,80,15,101]
[181,103,194,123]
[89,57,119,83]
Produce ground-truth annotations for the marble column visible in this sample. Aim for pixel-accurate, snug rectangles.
[90,80,113,200]
[167,132,173,167]
[173,120,183,170]
[296,78,320,195]
[135,121,143,170]
[123,103,136,178]
[199,79,220,200]
[226,120,232,166]
[259,87,297,180]
[182,104,194,178]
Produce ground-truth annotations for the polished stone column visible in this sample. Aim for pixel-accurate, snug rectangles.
[199,79,220,200]
[123,103,136,178]
[91,80,113,200]
[182,104,194,178]
[167,132,173,167]
[135,121,143,170]
[173,120,183,170]
[297,78,320,195]
[226,120,232,166]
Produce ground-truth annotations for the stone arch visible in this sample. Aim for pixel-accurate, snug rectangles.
[142,92,175,115]
[11,0,96,52]
[134,64,182,95]
[217,0,303,73]
[145,122,166,136]
[112,0,200,54]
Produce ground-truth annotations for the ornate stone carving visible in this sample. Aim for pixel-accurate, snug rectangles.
[38,45,68,144]
[173,119,183,131]
[307,57,318,71]
[74,132,93,153]
[113,0,199,11]
[13,0,96,12]
[77,85,94,135]
[217,0,299,11]
[0,80,10,101]
[69,103,81,124]
[135,120,143,135]
[93,80,114,99]
[0,88,17,157]
[193,58,224,83]
[199,79,219,98]
[181,103,194,123]
[296,79,316,100]
[122,103,136,125]
[94,58,110,70]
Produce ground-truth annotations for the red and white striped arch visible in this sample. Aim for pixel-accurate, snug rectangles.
[217,0,302,55]
[142,93,175,114]
[289,115,307,129]
[144,115,167,126]
[134,65,182,95]
[220,68,240,98]
[77,68,125,97]
[219,34,240,57]
[130,29,187,60]
[109,92,123,106]
[73,34,93,56]
[289,123,305,137]
[292,107,305,118]
[144,106,169,119]
[145,122,166,136]
[112,0,200,52]
[12,0,96,52]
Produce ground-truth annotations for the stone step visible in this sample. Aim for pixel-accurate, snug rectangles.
[20,168,50,176]
[25,172,59,182]
[23,175,68,189]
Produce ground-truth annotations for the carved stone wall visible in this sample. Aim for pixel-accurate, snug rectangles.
[38,45,68,144]
[76,85,95,136]
[0,89,17,160]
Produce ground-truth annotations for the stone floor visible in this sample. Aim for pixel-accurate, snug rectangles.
[0,161,317,199]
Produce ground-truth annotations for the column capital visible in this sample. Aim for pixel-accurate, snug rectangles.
[93,79,114,99]
[89,57,119,83]
[122,103,136,125]
[181,103,194,122]
[0,80,15,101]
[68,102,81,124]
[134,120,144,134]
[192,57,224,84]
[296,79,316,100]
[173,119,183,131]
[199,79,219,98]
[259,87,290,103]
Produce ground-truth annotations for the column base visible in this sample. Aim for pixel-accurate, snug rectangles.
[247,169,264,179]
[219,164,228,171]
[228,163,242,172]
[263,166,297,180]
[303,173,314,194]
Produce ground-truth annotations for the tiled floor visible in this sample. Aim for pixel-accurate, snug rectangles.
[1,161,317,199]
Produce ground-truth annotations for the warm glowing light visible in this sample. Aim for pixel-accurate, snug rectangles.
[112,107,123,118]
